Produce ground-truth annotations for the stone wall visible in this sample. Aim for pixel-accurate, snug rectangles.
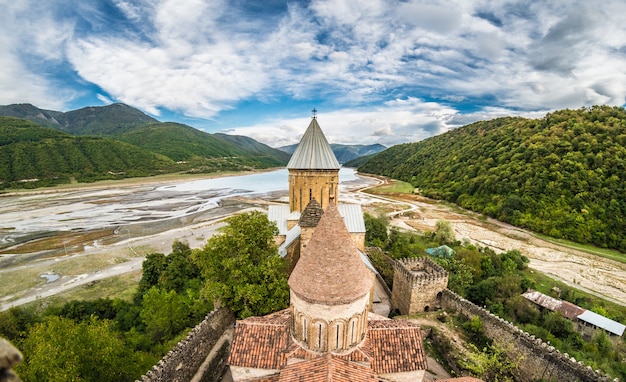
[391,257,448,315]
[441,289,616,382]
[138,307,235,382]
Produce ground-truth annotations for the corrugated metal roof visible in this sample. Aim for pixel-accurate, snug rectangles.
[268,205,290,235]
[269,203,364,234]
[278,225,301,258]
[359,250,379,274]
[338,203,366,233]
[287,118,340,170]
[522,290,586,320]
[578,310,626,336]
[522,290,563,311]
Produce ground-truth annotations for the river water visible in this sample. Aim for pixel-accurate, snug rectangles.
[0,168,363,252]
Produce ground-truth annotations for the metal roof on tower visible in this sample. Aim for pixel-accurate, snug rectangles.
[287,118,341,170]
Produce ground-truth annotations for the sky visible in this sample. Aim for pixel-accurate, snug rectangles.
[1,0,626,148]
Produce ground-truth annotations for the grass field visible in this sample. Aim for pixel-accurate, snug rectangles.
[20,271,142,313]
[366,179,415,194]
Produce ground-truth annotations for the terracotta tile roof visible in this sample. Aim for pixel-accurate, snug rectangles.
[287,118,340,170]
[278,355,378,382]
[229,313,429,379]
[289,203,373,305]
[368,319,428,374]
[228,310,291,369]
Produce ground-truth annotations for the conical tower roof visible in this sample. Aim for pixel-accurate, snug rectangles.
[287,118,340,170]
[288,203,372,305]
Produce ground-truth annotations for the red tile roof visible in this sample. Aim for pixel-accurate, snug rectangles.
[278,355,378,382]
[289,203,372,305]
[368,320,428,373]
[228,310,291,369]
[229,312,428,378]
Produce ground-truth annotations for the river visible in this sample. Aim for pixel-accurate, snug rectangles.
[0,168,362,257]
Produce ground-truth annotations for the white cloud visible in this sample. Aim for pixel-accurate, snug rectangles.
[2,0,626,145]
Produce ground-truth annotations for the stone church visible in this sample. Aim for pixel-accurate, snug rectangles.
[225,116,479,382]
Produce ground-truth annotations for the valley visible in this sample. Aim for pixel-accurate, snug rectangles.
[1,171,625,313]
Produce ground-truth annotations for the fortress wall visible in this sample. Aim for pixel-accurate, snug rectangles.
[138,307,235,382]
[441,289,615,382]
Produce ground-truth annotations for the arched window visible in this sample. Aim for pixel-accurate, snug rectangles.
[302,317,307,342]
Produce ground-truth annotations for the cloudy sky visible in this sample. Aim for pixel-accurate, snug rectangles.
[2,0,626,147]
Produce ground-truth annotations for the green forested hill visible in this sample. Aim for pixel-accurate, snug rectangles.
[119,124,288,168]
[359,106,626,251]
[213,133,291,164]
[0,117,175,188]
[54,103,159,135]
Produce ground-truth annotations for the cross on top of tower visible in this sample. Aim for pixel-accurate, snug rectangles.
[312,108,317,119]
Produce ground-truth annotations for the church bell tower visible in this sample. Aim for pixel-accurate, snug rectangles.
[287,110,340,213]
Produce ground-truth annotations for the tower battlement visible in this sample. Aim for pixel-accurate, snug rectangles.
[391,257,449,315]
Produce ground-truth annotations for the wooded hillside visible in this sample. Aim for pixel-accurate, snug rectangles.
[359,106,626,251]
[0,117,175,188]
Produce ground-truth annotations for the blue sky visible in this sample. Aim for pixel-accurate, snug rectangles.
[1,0,626,147]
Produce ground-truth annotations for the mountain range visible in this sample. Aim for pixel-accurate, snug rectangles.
[278,143,386,164]
[0,103,381,190]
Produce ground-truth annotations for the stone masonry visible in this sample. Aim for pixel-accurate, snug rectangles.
[391,257,448,315]
[441,289,616,382]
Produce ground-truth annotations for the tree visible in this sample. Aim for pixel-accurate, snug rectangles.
[140,287,189,342]
[17,316,142,382]
[136,252,167,298]
[193,211,289,319]
[434,219,456,245]
[364,213,388,247]
[159,240,200,293]
[459,343,520,381]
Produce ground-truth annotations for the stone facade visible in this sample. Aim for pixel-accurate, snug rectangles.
[391,257,448,315]
[441,289,615,382]
[288,169,338,213]
[138,307,235,382]
[291,292,370,352]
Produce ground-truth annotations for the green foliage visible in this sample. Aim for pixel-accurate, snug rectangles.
[5,239,215,381]
[17,316,145,382]
[0,306,39,342]
[118,123,288,168]
[359,106,626,251]
[459,343,520,382]
[364,213,389,247]
[365,247,395,290]
[194,211,289,318]
[434,256,474,295]
[0,107,290,190]
[433,219,456,245]
[0,116,176,189]
[140,287,189,341]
